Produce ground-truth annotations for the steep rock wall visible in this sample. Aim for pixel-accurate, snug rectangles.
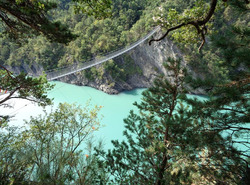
[59,31,189,94]
[4,30,205,95]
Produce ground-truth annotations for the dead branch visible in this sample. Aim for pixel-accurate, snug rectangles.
[149,0,218,51]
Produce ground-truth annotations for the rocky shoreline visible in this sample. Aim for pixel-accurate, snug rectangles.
[56,31,189,94]
[5,31,206,95]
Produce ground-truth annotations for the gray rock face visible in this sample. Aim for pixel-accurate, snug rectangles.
[5,30,205,95]
[126,32,184,88]
[58,31,188,94]
[5,62,44,77]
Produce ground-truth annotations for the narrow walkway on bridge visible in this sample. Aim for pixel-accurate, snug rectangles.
[45,26,160,81]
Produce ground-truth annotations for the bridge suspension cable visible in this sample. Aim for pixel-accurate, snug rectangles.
[46,26,160,81]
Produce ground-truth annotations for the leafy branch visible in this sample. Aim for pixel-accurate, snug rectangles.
[149,0,249,51]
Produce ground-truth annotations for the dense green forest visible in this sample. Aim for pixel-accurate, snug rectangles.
[0,0,245,85]
[0,0,155,76]
[0,0,249,184]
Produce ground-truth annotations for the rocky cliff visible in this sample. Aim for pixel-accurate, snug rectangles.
[4,30,205,95]
[58,31,191,94]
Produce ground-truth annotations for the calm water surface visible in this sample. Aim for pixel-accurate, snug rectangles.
[1,81,146,150]
[3,81,247,153]
[49,81,146,149]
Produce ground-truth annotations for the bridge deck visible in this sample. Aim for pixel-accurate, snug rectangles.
[46,27,160,81]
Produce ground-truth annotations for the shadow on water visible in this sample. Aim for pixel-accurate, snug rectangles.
[122,88,147,96]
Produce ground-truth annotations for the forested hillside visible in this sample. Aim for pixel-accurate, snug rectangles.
[0,0,155,71]
[0,0,249,184]
[0,0,247,93]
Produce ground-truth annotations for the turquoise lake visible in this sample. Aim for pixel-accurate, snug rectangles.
[49,81,146,150]
[1,81,248,153]
[1,81,146,150]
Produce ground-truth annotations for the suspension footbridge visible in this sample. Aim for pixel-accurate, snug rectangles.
[46,26,160,81]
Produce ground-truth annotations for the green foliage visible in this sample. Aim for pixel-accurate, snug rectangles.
[0,0,153,78]
[25,102,101,184]
[96,57,247,184]
[103,59,126,81]
[152,0,214,47]
[184,2,250,176]
[84,55,142,83]
[0,103,105,184]
[0,126,32,185]
[73,0,112,18]
[174,0,250,183]
[96,59,209,184]
[0,0,76,44]
[1,1,249,184]
[0,68,54,124]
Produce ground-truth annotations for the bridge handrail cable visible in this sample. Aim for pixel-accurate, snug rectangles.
[46,26,160,81]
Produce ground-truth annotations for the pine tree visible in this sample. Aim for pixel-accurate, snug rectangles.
[96,59,210,184]
[184,1,250,183]
[96,58,247,184]
[149,0,249,182]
